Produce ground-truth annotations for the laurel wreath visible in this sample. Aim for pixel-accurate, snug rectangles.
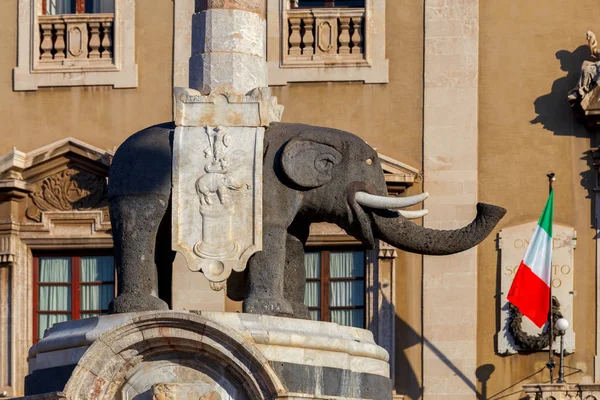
[507,296,563,351]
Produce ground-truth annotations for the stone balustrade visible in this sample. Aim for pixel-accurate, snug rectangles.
[37,14,114,66]
[523,383,600,399]
[285,7,366,63]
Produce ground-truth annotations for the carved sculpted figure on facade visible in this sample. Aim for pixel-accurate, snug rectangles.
[568,31,600,104]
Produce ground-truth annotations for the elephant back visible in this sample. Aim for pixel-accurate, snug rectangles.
[108,122,175,199]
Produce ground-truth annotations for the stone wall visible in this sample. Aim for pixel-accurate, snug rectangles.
[478,0,600,397]
[0,0,174,155]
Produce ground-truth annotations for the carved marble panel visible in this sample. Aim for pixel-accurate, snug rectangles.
[497,222,576,354]
[172,126,263,286]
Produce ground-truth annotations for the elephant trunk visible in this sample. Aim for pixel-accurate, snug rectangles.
[370,203,506,256]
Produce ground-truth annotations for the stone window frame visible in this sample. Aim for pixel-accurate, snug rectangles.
[267,0,388,85]
[13,0,138,91]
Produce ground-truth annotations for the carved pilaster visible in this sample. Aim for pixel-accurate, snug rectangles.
[0,235,16,264]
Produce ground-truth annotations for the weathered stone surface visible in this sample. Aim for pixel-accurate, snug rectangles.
[189,52,267,96]
[497,222,576,354]
[172,126,263,284]
[173,86,283,128]
[189,8,266,94]
[23,311,391,399]
[192,9,264,58]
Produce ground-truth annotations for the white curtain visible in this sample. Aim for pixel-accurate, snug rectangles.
[38,257,72,339]
[330,252,365,328]
[81,256,114,315]
[46,0,75,15]
[304,252,321,321]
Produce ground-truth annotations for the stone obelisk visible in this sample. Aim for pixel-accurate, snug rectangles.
[172,0,283,289]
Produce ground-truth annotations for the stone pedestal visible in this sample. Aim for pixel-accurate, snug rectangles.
[21,311,392,399]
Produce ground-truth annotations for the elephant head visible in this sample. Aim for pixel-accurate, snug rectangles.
[268,123,506,255]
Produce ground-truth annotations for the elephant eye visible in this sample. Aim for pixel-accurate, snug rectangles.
[366,158,373,166]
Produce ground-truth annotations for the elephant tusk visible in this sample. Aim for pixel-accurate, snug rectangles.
[355,191,429,209]
[398,209,428,219]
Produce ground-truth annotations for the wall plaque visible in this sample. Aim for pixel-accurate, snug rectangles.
[497,222,576,354]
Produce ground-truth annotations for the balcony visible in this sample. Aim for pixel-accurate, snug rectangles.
[267,0,388,85]
[284,7,367,66]
[36,13,114,71]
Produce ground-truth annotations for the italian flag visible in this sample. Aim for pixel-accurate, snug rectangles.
[507,190,554,328]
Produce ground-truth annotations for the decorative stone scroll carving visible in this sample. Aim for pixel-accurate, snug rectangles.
[497,222,576,354]
[26,168,109,222]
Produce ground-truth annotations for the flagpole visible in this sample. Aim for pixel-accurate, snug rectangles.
[547,171,556,383]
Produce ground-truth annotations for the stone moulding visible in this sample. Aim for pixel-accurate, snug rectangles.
[174,86,284,127]
[24,311,391,399]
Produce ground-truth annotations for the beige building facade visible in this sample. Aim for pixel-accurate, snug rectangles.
[1,0,600,399]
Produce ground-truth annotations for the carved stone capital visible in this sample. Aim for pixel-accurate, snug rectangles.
[174,86,284,128]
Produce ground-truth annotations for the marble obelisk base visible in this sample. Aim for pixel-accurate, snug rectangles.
[20,311,392,400]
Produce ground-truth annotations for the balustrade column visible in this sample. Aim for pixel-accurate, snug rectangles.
[289,18,303,56]
[40,23,54,60]
[54,23,66,60]
[88,22,101,59]
[338,17,351,55]
[101,22,113,58]
[351,16,363,55]
[302,16,315,56]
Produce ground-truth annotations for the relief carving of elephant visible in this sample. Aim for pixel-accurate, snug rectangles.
[107,122,506,317]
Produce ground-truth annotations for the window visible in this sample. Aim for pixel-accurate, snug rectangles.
[267,0,388,85]
[33,253,115,342]
[14,0,137,90]
[43,0,114,14]
[293,0,364,8]
[304,250,366,328]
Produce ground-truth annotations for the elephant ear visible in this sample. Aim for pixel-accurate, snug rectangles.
[282,138,343,188]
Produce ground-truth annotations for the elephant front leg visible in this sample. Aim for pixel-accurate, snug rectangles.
[284,233,312,320]
[109,194,170,313]
[243,226,294,317]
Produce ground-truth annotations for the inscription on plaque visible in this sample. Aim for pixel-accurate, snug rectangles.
[497,222,576,354]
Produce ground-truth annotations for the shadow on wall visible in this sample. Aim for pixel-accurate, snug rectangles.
[375,277,484,399]
[530,46,597,227]
[530,45,592,138]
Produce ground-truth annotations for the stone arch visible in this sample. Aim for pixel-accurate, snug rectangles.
[62,312,285,399]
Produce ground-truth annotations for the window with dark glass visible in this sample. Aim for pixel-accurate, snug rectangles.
[43,0,114,15]
[304,250,366,328]
[293,0,365,8]
[33,253,115,342]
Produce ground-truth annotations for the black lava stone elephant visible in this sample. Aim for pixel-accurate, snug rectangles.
[107,122,506,318]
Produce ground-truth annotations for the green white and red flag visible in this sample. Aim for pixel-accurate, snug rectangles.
[507,190,554,328]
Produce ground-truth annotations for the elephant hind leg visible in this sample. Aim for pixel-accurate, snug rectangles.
[109,194,170,313]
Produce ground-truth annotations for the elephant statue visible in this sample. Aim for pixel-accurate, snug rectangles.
[107,122,506,317]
